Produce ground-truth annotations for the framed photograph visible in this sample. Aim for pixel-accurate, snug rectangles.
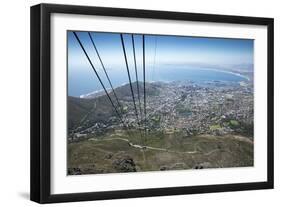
[30,3,274,203]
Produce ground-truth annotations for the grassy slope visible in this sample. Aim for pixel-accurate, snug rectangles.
[68,95,116,131]
[68,130,253,175]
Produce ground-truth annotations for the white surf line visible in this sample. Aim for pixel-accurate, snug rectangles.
[196,68,250,81]
[79,67,250,99]
[79,88,112,99]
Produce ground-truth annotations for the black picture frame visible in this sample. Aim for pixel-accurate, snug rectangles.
[30,3,274,204]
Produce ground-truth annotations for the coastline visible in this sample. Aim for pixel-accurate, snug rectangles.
[193,67,250,81]
[77,68,251,98]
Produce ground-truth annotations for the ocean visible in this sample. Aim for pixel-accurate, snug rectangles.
[68,66,248,97]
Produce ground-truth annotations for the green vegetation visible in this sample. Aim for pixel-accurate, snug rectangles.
[68,96,115,131]
[68,82,161,132]
[176,103,192,116]
[229,120,239,127]
[67,82,254,175]
[68,130,253,175]
[210,124,221,130]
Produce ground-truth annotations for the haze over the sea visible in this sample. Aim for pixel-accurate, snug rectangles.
[67,31,254,97]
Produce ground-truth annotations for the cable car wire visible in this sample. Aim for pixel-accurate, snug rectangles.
[73,32,125,127]
[131,34,143,121]
[143,34,147,135]
[120,34,140,126]
[88,32,123,113]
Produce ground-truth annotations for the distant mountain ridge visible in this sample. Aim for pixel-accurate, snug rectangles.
[79,81,160,99]
[68,82,161,132]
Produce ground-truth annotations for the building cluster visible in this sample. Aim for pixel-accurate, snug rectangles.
[69,80,254,142]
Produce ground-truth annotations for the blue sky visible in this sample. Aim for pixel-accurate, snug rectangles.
[67,31,253,96]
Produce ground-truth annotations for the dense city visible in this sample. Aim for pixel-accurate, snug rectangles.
[67,80,254,175]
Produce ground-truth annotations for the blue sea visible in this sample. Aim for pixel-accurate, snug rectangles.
[68,66,248,97]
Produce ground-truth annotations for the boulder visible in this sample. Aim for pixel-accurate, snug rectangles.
[112,155,137,172]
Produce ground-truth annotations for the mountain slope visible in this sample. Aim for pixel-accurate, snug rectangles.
[68,82,161,132]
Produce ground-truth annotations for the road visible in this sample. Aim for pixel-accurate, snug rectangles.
[89,137,198,154]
